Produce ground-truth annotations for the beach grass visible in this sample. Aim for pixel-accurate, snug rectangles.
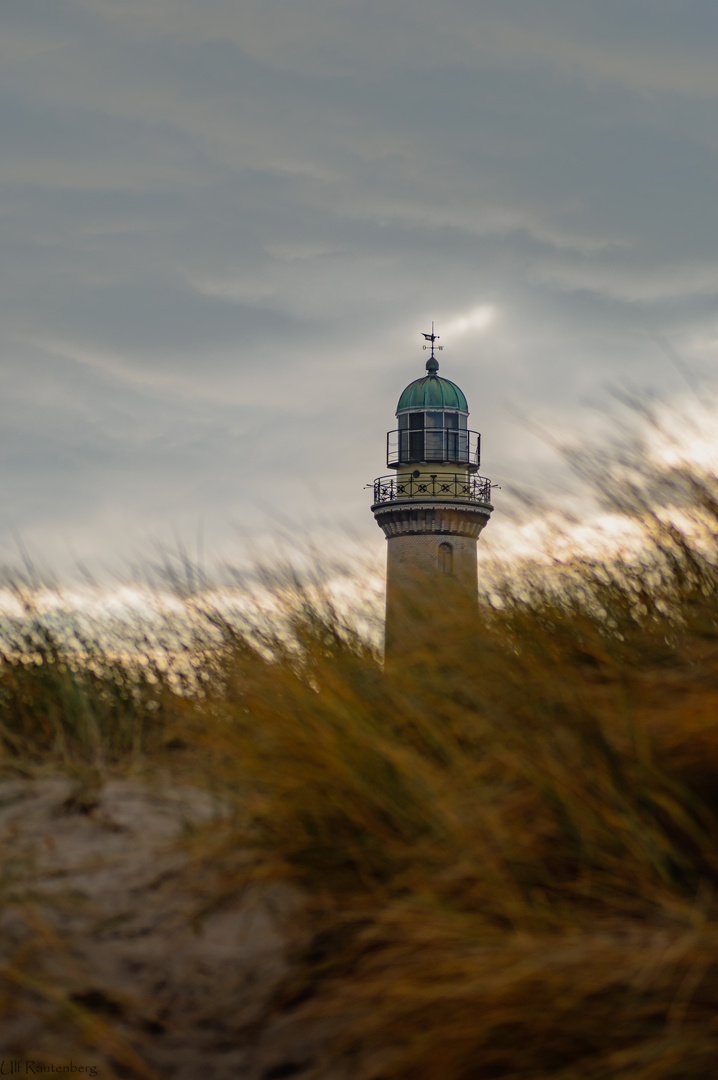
[2,456,718,1077]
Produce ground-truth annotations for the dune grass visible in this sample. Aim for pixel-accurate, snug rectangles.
[3,459,718,1076]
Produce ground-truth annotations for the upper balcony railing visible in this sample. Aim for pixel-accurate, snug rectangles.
[387,428,481,469]
[372,472,493,506]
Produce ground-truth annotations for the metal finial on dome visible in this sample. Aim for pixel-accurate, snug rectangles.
[421,321,443,372]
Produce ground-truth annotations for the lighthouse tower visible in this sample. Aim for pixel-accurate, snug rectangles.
[371,329,493,655]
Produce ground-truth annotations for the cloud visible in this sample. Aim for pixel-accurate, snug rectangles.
[443,305,497,337]
[0,0,716,571]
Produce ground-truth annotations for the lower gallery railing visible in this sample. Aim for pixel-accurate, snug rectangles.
[373,472,492,504]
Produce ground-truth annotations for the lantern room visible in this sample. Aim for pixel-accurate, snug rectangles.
[386,355,481,471]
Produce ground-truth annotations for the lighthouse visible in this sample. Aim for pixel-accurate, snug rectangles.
[371,328,493,656]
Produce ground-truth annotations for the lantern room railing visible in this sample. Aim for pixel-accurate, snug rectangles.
[387,428,481,469]
[372,472,493,506]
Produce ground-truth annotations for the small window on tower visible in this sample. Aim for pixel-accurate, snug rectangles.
[409,413,424,430]
[438,542,453,574]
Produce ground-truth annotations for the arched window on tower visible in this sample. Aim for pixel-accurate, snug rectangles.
[438,541,453,574]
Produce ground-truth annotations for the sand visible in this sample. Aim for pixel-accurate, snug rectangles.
[0,777,340,1080]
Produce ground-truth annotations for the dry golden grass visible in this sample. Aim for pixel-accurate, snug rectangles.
[4,458,718,1076]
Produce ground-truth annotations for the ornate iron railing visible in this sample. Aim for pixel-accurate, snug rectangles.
[387,428,481,468]
[372,472,493,505]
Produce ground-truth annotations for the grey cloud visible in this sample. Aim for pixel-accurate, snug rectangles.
[0,0,716,570]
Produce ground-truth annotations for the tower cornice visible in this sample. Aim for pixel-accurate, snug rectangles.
[372,500,492,540]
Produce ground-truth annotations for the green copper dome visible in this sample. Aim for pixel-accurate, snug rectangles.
[396,359,468,413]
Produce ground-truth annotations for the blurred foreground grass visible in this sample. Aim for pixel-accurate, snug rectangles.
[3,458,718,1077]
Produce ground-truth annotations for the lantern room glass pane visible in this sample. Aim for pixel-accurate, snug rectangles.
[425,431,443,457]
[409,431,424,458]
[425,411,443,428]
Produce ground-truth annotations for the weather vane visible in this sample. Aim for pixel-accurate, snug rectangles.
[421,321,443,361]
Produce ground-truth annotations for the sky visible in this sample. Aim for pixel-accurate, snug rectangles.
[2,0,718,578]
